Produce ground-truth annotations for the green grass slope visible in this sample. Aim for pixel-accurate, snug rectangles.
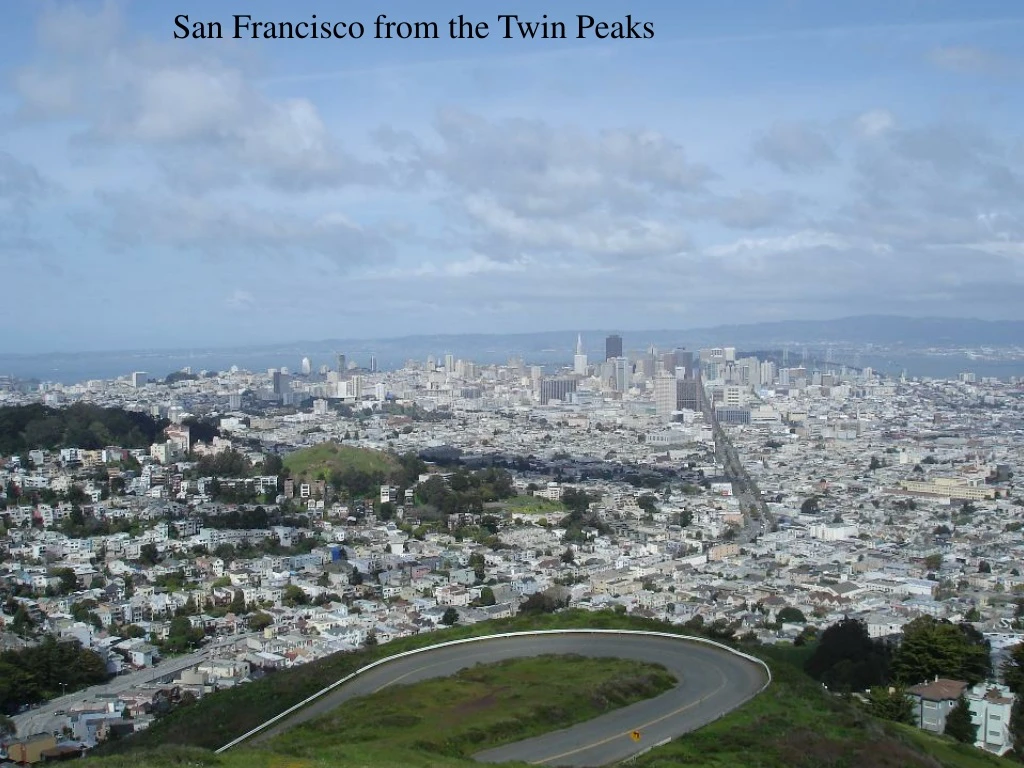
[281,442,397,481]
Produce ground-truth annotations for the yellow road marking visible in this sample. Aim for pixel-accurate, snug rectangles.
[530,665,727,765]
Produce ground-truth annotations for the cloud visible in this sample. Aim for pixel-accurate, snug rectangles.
[753,122,837,173]
[11,4,386,192]
[701,190,798,230]
[854,110,895,139]
[927,46,1022,76]
[0,152,51,211]
[98,191,395,268]
[225,290,255,311]
[389,109,709,262]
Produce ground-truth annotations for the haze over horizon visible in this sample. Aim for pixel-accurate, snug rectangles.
[3,0,1024,354]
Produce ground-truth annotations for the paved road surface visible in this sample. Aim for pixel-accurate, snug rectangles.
[12,633,256,738]
[248,632,767,767]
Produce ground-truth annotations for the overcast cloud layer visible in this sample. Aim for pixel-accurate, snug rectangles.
[2,0,1023,352]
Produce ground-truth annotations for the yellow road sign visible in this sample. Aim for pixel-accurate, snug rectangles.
[630,730,642,742]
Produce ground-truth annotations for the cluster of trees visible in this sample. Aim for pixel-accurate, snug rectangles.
[806,615,997,741]
[806,616,992,696]
[192,450,253,479]
[559,489,609,543]
[0,637,109,714]
[414,468,516,516]
[0,403,168,455]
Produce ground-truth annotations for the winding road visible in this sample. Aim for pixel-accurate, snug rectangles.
[227,630,769,767]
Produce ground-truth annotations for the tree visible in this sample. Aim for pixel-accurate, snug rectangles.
[1002,642,1024,695]
[869,456,882,472]
[866,686,914,724]
[229,590,246,615]
[978,560,992,574]
[560,547,576,564]
[440,607,459,626]
[248,612,273,631]
[944,695,977,744]
[478,586,496,606]
[892,617,991,685]
[1011,697,1024,757]
[924,554,942,571]
[637,494,658,514]
[139,543,160,566]
[53,568,79,595]
[282,584,309,607]
[0,714,15,738]
[776,606,806,624]
[805,617,891,693]
[800,496,820,515]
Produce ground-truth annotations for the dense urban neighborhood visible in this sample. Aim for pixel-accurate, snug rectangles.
[1,341,1023,761]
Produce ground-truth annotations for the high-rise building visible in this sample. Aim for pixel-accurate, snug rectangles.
[677,378,703,411]
[301,357,312,375]
[611,357,631,392]
[573,334,588,376]
[539,377,577,403]
[130,371,147,388]
[654,373,677,417]
[369,355,378,373]
[337,354,346,373]
[605,334,623,361]
[445,353,455,372]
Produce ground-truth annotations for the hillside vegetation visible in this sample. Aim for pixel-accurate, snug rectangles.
[89,612,1019,768]
[0,403,167,455]
[282,442,399,481]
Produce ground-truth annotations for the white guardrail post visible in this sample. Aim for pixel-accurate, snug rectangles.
[215,628,772,754]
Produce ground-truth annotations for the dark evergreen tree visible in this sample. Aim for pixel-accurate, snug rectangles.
[943,695,977,744]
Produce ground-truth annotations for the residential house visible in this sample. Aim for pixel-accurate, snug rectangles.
[906,678,969,734]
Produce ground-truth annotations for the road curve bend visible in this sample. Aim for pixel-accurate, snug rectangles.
[223,630,770,767]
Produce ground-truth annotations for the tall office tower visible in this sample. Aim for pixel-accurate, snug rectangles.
[369,355,378,373]
[654,373,677,417]
[676,350,694,379]
[612,357,631,392]
[272,371,284,394]
[445,353,455,372]
[130,371,147,388]
[426,355,436,370]
[759,360,776,386]
[301,357,312,375]
[337,354,346,373]
[530,365,543,392]
[660,351,678,375]
[677,377,703,411]
[605,334,623,361]
[228,393,242,410]
[573,334,588,376]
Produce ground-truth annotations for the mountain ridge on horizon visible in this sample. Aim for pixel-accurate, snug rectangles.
[4,315,1024,360]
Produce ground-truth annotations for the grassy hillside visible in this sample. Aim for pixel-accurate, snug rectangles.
[261,655,674,764]
[282,442,397,481]
[89,612,1020,768]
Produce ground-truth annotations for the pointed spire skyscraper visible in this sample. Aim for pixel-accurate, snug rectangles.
[573,333,588,376]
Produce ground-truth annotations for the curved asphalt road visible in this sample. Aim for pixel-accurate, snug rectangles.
[248,632,767,767]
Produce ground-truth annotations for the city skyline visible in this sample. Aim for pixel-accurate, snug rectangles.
[3,0,1024,354]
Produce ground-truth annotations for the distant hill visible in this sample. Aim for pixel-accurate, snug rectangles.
[282,442,399,482]
[3,315,1023,383]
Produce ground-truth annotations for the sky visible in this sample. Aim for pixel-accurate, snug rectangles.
[2,0,1023,353]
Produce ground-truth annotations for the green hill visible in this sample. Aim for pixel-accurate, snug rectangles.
[282,442,398,482]
[88,612,1019,768]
